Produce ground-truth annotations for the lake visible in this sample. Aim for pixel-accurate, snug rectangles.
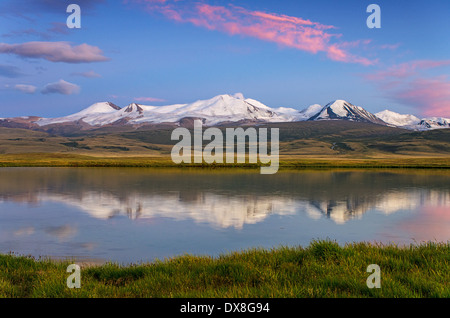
[0,167,449,264]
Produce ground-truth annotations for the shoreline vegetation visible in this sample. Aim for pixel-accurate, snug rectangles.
[1,153,450,169]
[0,240,448,298]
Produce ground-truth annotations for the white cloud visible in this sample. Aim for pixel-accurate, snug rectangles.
[14,84,37,94]
[41,79,80,95]
[0,41,109,63]
[71,70,101,78]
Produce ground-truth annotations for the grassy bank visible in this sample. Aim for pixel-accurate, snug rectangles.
[0,240,448,298]
[1,153,450,169]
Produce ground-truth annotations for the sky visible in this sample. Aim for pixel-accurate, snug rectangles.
[0,0,449,118]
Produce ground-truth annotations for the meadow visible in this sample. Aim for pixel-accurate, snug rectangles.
[1,152,450,170]
[0,240,448,298]
[1,122,449,169]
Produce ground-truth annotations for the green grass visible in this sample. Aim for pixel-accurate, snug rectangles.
[1,153,450,169]
[1,240,448,298]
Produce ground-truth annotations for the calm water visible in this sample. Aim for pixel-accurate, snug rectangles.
[0,167,449,264]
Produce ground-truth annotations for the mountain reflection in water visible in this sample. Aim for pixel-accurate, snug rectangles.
[0,168,449,263]
[1,168,449,226]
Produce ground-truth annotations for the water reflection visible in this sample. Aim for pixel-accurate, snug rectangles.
[1,168,449,226]
[0,168,449,262]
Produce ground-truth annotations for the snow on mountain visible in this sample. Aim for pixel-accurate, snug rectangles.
[308,100,386,125]
[375,110,450,130]
[417,117,450,130]
[375,110,421,127]
[36,94,299,127]
[19,94,449,130]
[74,101,121,115]
[84,103,153,126]
[138,94,296,125]
[36,102,120,126]
[297,104,323,120]
[271,106,305,121]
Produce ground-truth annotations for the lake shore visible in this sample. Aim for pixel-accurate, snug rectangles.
[0,240,448,298]
[1,153,450,169]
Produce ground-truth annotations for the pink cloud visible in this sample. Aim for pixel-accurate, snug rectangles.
[379,43,401,51]
[394,76,450,117]
[364,60,450,117]
[134,0,375,65]
[246,9,336,31]
[396,205,450,242]
[0,41,109,63]
[71,70,101,78]
[365,60,450,81]
[134,96,166,102]
[13,84,37,94]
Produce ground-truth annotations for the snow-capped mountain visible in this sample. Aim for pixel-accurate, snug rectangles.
[33,96,386,128]
[417,117,450,130]
[37,102,121,126]
[297,104,323,120]
[1,93,449,131]
[375,110,450,131]
[35,94,298,127]
[308,100,387,125]
[375,110,421,128]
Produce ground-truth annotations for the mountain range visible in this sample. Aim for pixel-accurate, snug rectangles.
[1,93,449,131]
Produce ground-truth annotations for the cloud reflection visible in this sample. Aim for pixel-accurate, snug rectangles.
[29,187,450,230]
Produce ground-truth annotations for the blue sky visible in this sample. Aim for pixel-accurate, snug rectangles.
[0,0,449,118]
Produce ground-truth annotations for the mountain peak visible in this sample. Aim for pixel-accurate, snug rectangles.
[375,110,420,127]
[77,102,121,115]
[35,101,121,126]
[123,103,144,113]
[325,99,361,111]
[309,100,386,125]
[327,99,348,106]
[172,93,288,124]
[232,92,245,100]
[297,104,323,120]
[418,117,450,130]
